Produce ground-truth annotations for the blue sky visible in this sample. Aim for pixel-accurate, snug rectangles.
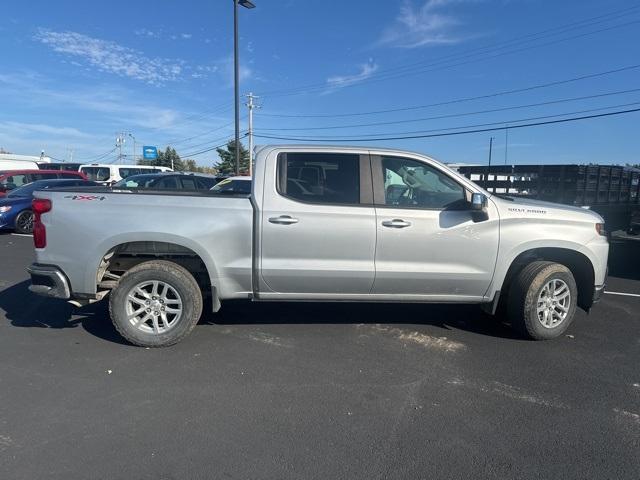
[1,0,639,166]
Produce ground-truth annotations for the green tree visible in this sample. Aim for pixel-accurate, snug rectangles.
[158,146,184,171]
[183,159,199,172]
[215,140,249,175]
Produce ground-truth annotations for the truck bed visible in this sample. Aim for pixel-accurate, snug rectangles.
[33,187,254,298]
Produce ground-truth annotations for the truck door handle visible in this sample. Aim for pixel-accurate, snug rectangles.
[381,219,412,228]
[269,215,299,225]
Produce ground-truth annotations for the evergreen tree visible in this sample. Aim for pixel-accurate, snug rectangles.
[157,146,184,171]
[215,140,249,175]
[137,146,184,171]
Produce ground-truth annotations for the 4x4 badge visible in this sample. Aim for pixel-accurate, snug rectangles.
[64,195,106,201]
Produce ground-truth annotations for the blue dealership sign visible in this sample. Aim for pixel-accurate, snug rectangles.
[143,146,158,160]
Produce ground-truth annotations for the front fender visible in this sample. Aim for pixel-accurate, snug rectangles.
[489,238,600,295]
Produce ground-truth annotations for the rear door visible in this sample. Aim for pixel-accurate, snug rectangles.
[259,151,376,295]
[371,154,499,299]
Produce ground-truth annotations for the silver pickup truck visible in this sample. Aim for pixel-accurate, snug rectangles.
[28,145,608,347]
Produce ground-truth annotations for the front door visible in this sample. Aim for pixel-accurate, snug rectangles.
[371,155,499,299]
[259,152,376,295]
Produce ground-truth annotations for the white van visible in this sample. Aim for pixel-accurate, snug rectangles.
[78,164,173,184]
[0,153,51,171]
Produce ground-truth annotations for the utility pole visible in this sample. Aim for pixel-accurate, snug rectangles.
[116,133,126,164]
[485,136,494,189]
[245,92,260,177]
[504,127,509,165]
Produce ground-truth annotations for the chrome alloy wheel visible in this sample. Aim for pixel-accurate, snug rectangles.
[536,278,571,329]
[125,280,183,334]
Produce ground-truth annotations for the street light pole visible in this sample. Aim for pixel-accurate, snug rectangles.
[233,0,256,176]
[128,133,137,164]
[233,0,240,175]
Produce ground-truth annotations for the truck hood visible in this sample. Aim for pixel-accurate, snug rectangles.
[492,195,604,223]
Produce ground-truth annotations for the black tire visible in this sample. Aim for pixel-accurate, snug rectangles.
[14,210,34,234]
[109,260,203,347]
[507,261,577,340]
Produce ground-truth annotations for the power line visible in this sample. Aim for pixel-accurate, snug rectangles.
[179,134,248,158]
[162,114,249,148]
[368,5,640,81]
[256,101,640,139]
[253,106,640,142]
[260,15,640,98]
[259,4,640,97]
[74,147,117,163]
[256,88,640,131]
[260,63,640,118]
[177,132,243,155]
[144,101,234,134]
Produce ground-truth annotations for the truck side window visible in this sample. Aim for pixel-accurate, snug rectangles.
[381,156,465,209]
[278,153,360,205]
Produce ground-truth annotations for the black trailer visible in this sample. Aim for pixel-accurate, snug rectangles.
[457,164,640,232]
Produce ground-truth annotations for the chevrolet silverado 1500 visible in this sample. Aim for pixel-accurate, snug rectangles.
[28,145,608,347]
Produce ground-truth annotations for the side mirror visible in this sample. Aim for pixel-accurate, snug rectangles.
[470,192,487,211]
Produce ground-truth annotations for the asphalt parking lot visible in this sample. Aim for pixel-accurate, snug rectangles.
[0,233,638,479]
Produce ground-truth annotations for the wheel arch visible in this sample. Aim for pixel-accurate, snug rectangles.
[85,233,221,309]
[498,247,596,311]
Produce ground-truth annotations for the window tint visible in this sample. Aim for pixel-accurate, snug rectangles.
[210,178,251,194]
[81,167,111,182]
[196,177,216,189]
[381,156,465,209]
[1,174,28,189]
[180,178,197,190]
[155,177,179,189]
[31,173,50,181]
[279,153,360,204]
[119,168,144,179]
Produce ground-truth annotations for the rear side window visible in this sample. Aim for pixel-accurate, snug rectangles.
[155,177,179,189]
[119,168,143,179]
[277,153,360,205]
[81,167,111,182]
[1,173,28,189]
[196,177,216,189]
[180,178,197,190]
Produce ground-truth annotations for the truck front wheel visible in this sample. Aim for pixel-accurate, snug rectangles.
[109,260,203,347]
[507,261,577,340]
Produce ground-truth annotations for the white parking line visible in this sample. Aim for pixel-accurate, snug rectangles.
[10,233,33,237]
[605,291,640,298]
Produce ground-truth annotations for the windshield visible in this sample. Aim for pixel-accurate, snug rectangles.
[210,178,251,194]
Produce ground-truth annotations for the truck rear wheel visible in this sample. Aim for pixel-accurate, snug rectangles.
[109,260,203,347]
[507,261,577,340]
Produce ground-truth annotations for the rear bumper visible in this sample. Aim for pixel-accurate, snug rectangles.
[27,263,71,299]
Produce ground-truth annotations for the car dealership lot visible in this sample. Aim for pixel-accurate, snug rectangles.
[0,233,638,479]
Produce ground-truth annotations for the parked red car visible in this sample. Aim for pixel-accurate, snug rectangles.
[0,169,87,197]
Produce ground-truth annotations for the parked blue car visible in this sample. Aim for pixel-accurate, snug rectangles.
[0,178,98,234]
